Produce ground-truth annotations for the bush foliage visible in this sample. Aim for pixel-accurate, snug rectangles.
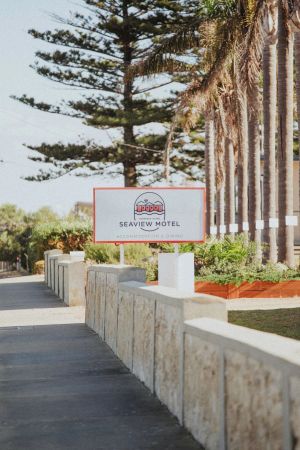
[191,236,300,285]
[85,243,157,281]
[29,221,92,270]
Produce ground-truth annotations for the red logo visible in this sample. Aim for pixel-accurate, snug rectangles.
[134,192,165,231]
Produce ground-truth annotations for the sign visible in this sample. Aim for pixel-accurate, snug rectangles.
[93,187,205,243]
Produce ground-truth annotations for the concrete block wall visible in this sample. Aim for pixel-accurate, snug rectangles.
[44,250,86,306]
[85,265,227,422]
[59,260,87,306]
[44,250,62,287]
[184,318,300,450]
[85,264,300,450]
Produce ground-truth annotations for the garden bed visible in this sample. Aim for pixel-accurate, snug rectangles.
[195,280,300,299]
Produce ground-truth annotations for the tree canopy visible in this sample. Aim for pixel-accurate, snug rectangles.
[14,0,204,186]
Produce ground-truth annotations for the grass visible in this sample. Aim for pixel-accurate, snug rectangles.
[228,308,300,341]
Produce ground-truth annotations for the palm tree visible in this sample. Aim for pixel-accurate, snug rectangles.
[263,0,278,263]
[131,0,267,243]
[248,78,262,259]
[205,110,216,235]
[277,0,295,266]
[218,82,237,235]
[236,75,249,235]
[293,15,300,245]
[215,112,226,237]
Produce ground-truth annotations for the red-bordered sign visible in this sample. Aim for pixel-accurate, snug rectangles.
[93,187,206,244]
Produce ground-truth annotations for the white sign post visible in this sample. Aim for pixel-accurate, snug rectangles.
[93,187,206,293]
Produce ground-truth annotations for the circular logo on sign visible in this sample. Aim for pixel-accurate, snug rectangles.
[134,192,165,232]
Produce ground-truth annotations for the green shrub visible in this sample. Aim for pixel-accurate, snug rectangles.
[84,243,119,264]
[193,236,300,285]
[84,243,157,281]
[28,220,92,270]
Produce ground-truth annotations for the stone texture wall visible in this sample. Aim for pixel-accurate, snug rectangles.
[184,334,221,450]
[184,318,300,450]
[85,265,227,425]
[132,294,155,391]
[291,377,300,450]
[44,249,62,287]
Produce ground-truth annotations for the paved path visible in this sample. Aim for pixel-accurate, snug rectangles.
[226,297,300,311]
[0,276,202,450]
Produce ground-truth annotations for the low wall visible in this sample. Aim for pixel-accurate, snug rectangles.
[58,260,86,306]
[86,264,300,450]
[85,265,227,422]
[44,250,86,306]
[44,249,62,287]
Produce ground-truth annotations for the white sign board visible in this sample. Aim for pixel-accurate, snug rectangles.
[93,187,205,243]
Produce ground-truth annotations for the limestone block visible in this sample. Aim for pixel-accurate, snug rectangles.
[44,252,48,285]
[154,301,182,419]
[183,295,227,322]
[58,265,64,300]
[105,273,119,352]
[97,271,107,339]
[44,250,62,286]
[68,261,87,306]
[225,350,283,450]
[184,334,220,450]
[85,265,145,342]
[63,265,69,305]
[290,376,300,450]
[117,289,134,369]
[55,255,71,296]
[93,271,103,336]
[49,256,56,291]
[85,270,96,329]
[132,294,155,391]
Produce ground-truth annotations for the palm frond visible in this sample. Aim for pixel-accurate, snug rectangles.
[239,0,265,90]
[130,18,205,78]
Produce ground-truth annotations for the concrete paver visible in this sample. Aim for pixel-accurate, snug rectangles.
[0,276,202,450]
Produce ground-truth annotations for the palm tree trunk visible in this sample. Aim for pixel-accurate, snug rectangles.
[295,33,300,244]
[237,88,249,234]
[225,137,235,233]
[248,81,262,261]
[216,183,225,238]
[277,0,295,266]
[205,112,215,236]
[263,40,277,262]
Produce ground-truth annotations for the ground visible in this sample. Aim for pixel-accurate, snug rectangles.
[229,308,300,341]
[0,274,202,450]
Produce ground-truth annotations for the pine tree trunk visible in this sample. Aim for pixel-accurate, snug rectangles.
[237,89,249,234]
[277,0,295,266]
[263,41,277,263]
[122,1,137,188]
[123,161,137,187]
[225,137,235,234]
[295,33,300,245]
[205,113,215,236]
[248,82,262,261]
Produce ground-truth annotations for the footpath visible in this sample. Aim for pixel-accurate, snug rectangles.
[0,275,202,450]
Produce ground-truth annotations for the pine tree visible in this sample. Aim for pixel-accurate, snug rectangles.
[13,0,202,186]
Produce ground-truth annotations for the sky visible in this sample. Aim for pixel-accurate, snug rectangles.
[0,0,123,215]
